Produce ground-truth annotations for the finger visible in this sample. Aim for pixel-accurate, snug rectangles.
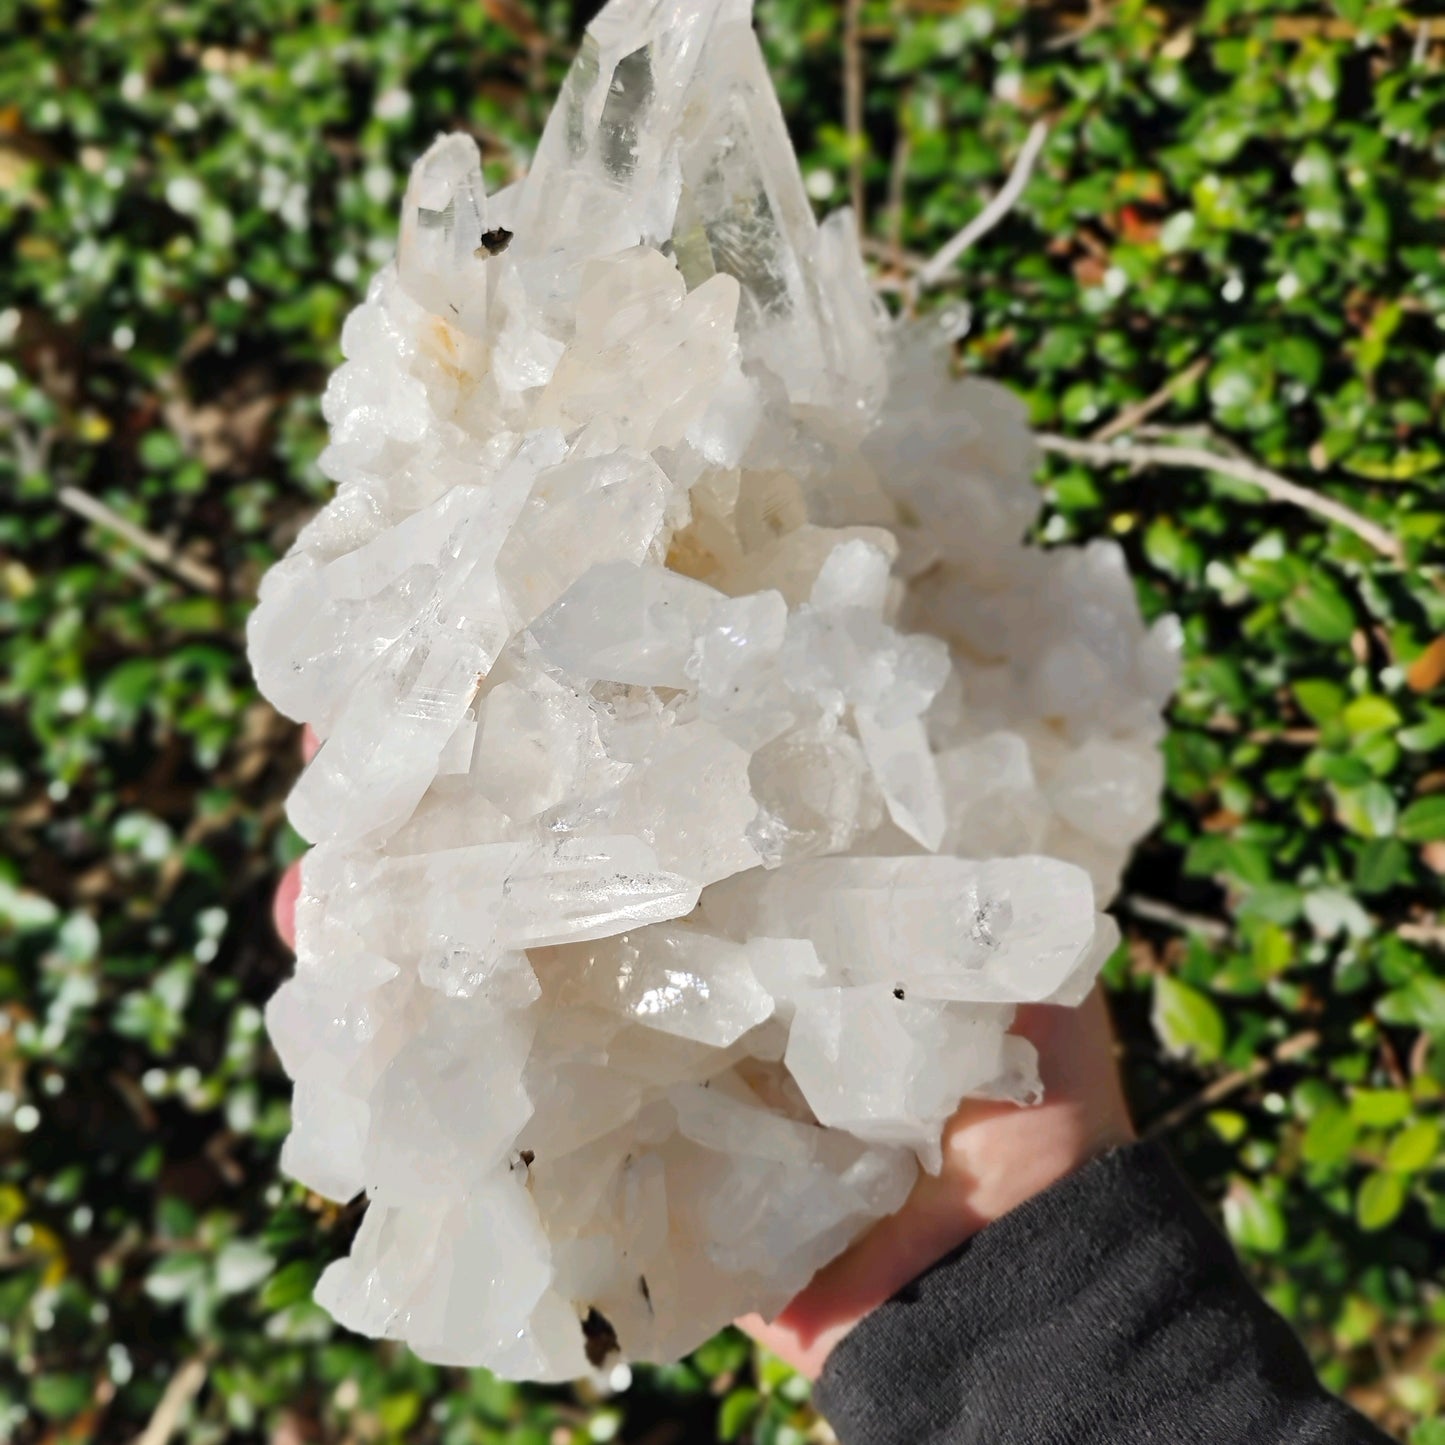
[737,987,1135,1378]
[273,860,302,950]
[734,1312,825,1381]
[760,1140,995,1377]
[1013,987,1134,1124]
[301,724,320,762]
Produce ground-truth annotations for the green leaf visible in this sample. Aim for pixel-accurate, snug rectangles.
[1385,1121,1441,1176]
[1351,1089,1412,1129]
[1355,300,1402,379]
[30,1372,92,1421]
[145,1252,209,1304]
[1303,1103,1357,1168]
[1209,359,1258,411]
[1342,695,1400,738]
[215,1239,275,1296]
[1303,888,1373,941]
[1224,1179,1287,1253]
[0,878,60,933]
[1353,838,1409,896]
[1333,782,1397,839]
[1250,920,1295,976]
[1285,578,1355,644]
[1398,796,1445,843]
[1356,730,1399,778]
[719,1388,762,1442]
[377,1392,422,1433]
[1320,753,1372,788]
[1143,518,1201,579]
[139,429,185,470]
[1377,976,1445,1036]
[97,658,161,729]
[261,1259,322,1312]
[1333,1292,1383,1349]
[1399,709,1445,754]
[1275,334,1324,387]
[1343,446,1444,482]
[1207,1109,1248,1144]
[1237,884,1302,926]
[1355,1171,1408,1232]
[1293,678,1345,724]
[692,1328,751,1378]
[1151,976,1226,1064]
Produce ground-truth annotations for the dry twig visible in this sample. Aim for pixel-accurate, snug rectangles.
[1145,1030,1322,1139]
[1399,920,1445,949]
[132,1349,214,1445]
[843,0,866,226]
[480,0,547,47]
[1413,19,1432,66]
[886,90,913,275]
[1090,357,1209,444]
[1272,16,1445,42]
[1037,434,1404,563]
[1120,893,1230,944]
[1044,0,1115,51]
[913,120,1049,295]
[58,486,223,594]
[859,235,929,274]
[84,540,164,590]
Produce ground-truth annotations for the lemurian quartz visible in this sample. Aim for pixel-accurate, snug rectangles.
[248,0,1179,1380]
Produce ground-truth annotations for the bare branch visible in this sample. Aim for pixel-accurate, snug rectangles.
[85,540,164,591]
[59,486,223,594]
[1119,893,1229,943]
[1044,0,1115,51]
[885,89,913,276]
[1272,15,1445,42]
[1091,357,1209,444]
[843,0,866,227]
[915,120,1048,292]
[132,1350,213,1445]
[1145,1030,1322,1140]
[859,234,930,274]
[480,0,548,48]
[1399,920,1445,949]
[10,415,52,478]
[869,274,913,296]
[1245,726,1321,746]
[1413,18,1431,67]
[1037,434,1404,563]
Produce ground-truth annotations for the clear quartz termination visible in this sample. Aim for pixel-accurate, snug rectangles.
[248,0,1179,1381]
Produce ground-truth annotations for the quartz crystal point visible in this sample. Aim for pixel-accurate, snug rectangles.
[248,0,1179,1381]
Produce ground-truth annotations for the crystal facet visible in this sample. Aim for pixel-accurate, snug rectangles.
[248,0,1178,1380]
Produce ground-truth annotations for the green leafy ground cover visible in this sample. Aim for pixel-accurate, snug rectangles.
[2,0,1444,1440]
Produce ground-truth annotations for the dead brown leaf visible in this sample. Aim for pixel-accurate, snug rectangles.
[1406,635,1445,694]
[483,0,547,46]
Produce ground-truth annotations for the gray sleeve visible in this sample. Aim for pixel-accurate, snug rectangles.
[814,1141,1396,1445]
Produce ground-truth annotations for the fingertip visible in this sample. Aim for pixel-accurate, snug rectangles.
[273,860,302,950]
[734,1312,827,1383]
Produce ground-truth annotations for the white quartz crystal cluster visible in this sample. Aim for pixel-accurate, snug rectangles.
[248,0,1179,1380]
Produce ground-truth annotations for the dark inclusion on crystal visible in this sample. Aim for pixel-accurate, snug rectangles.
[476,227,514,257]
[582,1307,620,1367]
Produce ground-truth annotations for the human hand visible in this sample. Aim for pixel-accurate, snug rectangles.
[271,727,1134,1381]
[737,988,1136,1378]
[270,726,317,951]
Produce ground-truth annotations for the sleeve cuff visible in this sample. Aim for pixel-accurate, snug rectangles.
[814,1141,1396,1445]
